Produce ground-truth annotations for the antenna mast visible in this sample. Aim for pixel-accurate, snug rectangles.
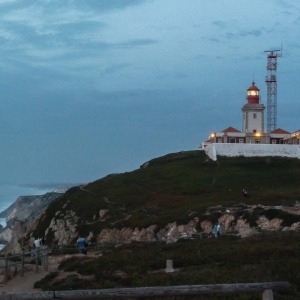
[264,48,282,133]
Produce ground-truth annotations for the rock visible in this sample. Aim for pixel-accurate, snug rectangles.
[4,221,25,254]
[0,228,13,245]
[45,211,79,245]
[290,222,300,231]
[218,214,235,233]
[97,221,198,244]
[200,220,213,233]
[257,216,283,231]
[99,209,108,218]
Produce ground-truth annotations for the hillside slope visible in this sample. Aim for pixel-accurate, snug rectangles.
[25,150,300,245]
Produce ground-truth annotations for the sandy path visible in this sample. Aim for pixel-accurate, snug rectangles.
[0,250,100,294]
[0,255,61,293]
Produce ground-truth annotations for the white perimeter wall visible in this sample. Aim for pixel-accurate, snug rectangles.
[205,143,300,161]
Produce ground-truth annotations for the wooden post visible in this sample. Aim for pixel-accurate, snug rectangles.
[35,248,39,273]
[262,289,274,300]
[45,246,48,271]
[21,250,25,277]
[4,254,8,284]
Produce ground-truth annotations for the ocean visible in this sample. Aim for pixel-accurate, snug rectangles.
[0,182,68,250]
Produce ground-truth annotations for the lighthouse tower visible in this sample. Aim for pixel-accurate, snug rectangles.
[242,82,265,134]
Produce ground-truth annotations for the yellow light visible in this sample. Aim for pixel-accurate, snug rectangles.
[211,133,215,138]
[255,132,261,137]
[248,91,258,96]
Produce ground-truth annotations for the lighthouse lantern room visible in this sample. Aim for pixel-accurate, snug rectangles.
[242,82,265,134]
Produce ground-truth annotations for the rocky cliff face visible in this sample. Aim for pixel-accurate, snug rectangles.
[5,193,62,226]
[3,199,300,254]
[29,204,300,247]
[0,192,62,251]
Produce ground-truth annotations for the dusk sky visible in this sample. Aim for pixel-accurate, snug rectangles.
[0,0,299,185]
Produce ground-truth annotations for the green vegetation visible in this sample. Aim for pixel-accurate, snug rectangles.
[29,150,300,298]
[36,232,300,299]
[29,151,300,242]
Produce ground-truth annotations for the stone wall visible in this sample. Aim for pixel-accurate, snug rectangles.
[205,143,300,161]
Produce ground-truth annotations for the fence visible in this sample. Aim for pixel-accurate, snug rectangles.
[0,282,289,300]
[48,241,119,256]
[0,246,49,284]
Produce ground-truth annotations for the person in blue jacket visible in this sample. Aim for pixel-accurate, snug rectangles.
[76,237,88,254]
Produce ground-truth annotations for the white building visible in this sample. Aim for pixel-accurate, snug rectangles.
[201,81,299,148]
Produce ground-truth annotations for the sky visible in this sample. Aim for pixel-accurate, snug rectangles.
[0,0,299,185]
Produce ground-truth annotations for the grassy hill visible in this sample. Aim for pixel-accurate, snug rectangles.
[31,150,300,240]
[29,150,300,298]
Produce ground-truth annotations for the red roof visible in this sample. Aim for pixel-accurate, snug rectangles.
[247,81,260,91]
[271,128,290,134]
[222,126,241,133]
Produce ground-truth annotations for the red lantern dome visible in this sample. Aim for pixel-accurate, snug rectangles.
[246,82,260,104]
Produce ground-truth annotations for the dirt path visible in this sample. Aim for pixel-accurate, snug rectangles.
[0,251,98,293]
[0,255,63,293]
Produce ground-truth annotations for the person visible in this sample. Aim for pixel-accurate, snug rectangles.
[76,237,88,255]
[213,224,218,238]
[33,237,41,249]
[217,223,221,237]
[242,188,248,198]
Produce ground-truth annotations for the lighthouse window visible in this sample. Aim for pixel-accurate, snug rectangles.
[255,139,261,144]
[248,91,258,96]
[253,113,257,119]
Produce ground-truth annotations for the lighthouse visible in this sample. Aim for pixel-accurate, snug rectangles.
[242,82,265,136]
[201,79,294,149]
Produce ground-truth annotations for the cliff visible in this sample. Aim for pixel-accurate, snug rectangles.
[0,192,62,250]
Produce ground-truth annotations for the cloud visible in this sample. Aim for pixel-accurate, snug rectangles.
[239,29,262,37]
[212,21,227,29]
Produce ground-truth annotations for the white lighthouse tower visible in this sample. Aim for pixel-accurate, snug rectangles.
[242,82,265,135]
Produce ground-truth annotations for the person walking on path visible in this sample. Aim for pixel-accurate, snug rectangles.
[76,237,88,254]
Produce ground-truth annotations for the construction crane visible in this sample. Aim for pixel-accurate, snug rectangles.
[264,48,282,133]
